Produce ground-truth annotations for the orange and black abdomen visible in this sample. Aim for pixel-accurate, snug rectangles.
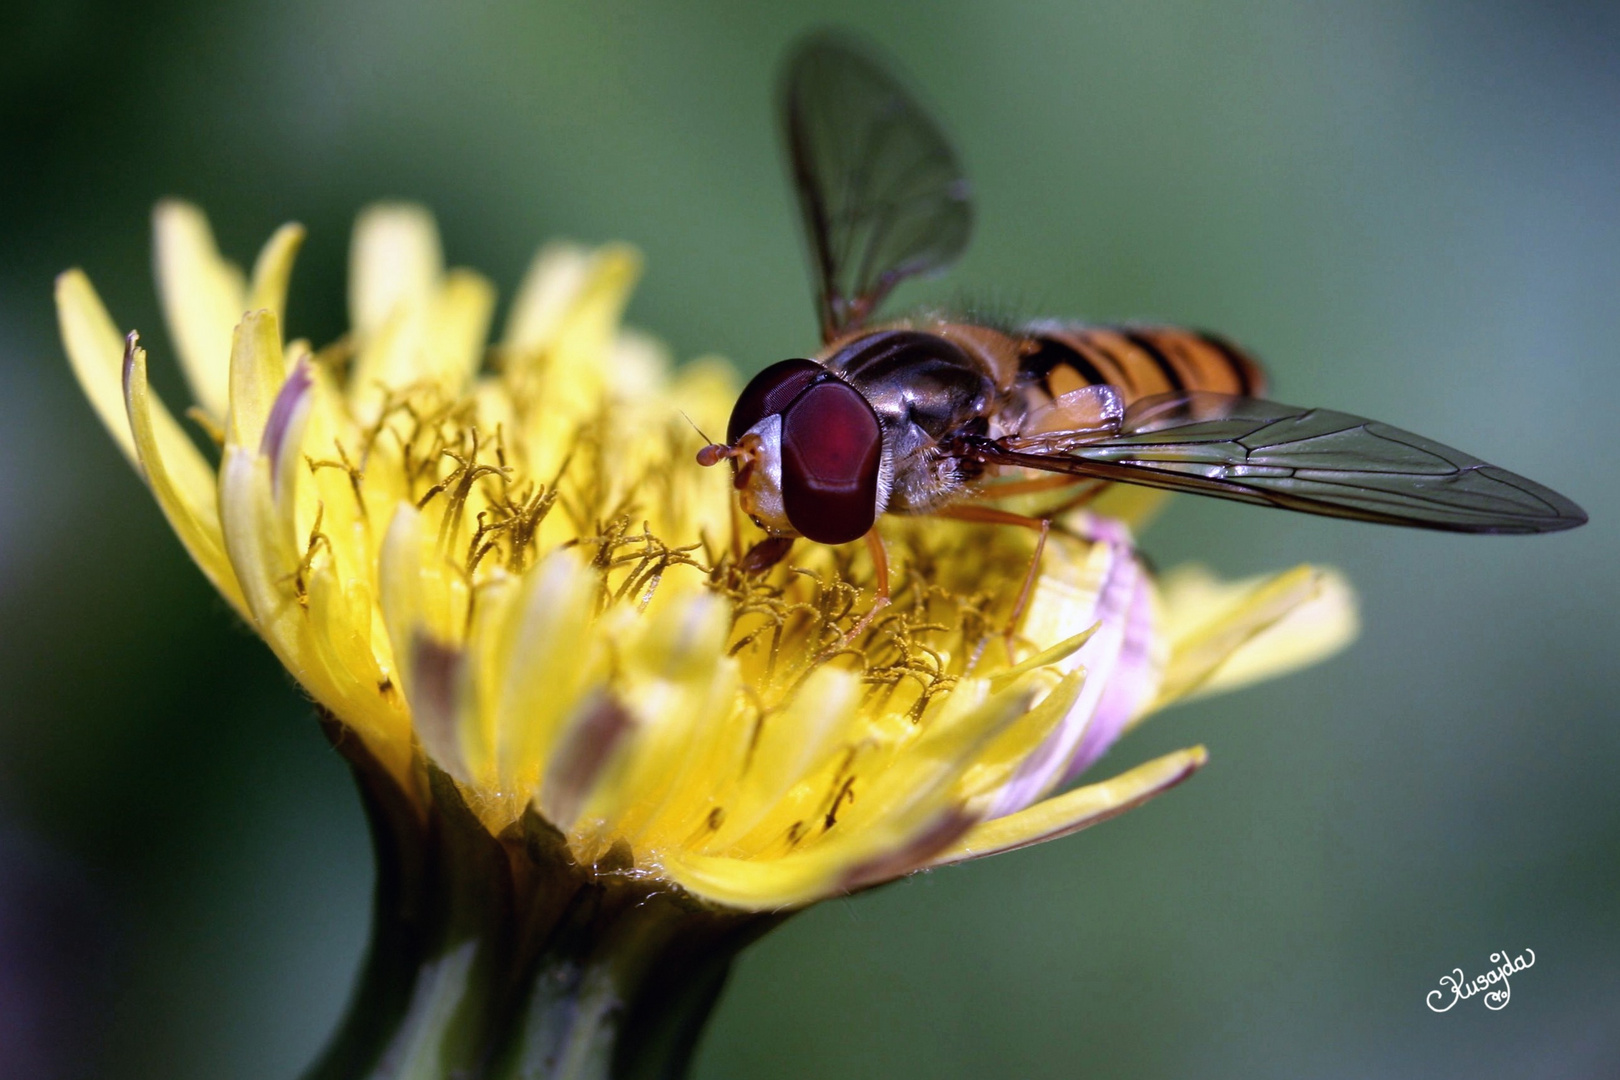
[1017,323,1266,406]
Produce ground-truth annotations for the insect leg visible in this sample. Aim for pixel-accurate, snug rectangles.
[929,504,1051,661]
[1042,480,1110,518]
[847,529,893,637]
[966,473,1090,499]
[962,476,1113,526]
[865,527,891,603]
[816,530,892,659]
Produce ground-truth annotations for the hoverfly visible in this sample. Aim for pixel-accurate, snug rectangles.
[698,34,1585,599]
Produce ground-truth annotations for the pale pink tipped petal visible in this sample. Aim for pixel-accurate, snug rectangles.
[989,535,1151,816]
[261,358,313,488]
[1076,512,1134,547]
[1061,567,1160,782]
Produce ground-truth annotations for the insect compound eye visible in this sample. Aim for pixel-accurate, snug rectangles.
[779,379,883,545]
[727,358,825,444]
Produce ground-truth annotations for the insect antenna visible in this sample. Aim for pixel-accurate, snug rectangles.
[686,410,740,468]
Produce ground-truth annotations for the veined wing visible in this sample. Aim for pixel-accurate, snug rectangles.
[957,392,1586,534]
[780,33,973,343]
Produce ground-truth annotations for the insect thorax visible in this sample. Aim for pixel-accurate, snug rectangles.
[821,326,1011,515]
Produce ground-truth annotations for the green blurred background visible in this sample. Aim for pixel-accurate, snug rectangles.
[2,1,1615,1076]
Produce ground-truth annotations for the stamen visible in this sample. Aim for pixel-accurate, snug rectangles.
[823,776,856,831]
[307,439,368,520]
[498,483,561,573]
[463,510,505,578]
[422,429,509,553]
[282,502,332,606]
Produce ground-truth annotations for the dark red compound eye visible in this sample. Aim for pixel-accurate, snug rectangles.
[779,380,883,545]
[727,358,824,444]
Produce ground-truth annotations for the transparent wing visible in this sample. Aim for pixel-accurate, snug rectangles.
[955,392,1586,534]
[780,33,973,342]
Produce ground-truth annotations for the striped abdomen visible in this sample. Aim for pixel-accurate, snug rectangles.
[1016,322,1266,407]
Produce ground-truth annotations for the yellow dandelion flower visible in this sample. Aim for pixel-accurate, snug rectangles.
[57,202,1355,1077]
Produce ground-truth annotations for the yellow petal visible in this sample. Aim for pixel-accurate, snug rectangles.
[261,358,314,521]
[1150,564,1358,711]
[426,268,496,392]
[579,589,742,848]
[959,666,1087,802]
[57,269,137,462]
[502,242,591,350]
[659,843,865,911]
[122,334,248,618]
[489,549,603,793]
[349,203,441,339]
[246,222,306,323]
[504,242,642,420]
[549,244,640,386]
[929,745,1209,868]
[1195,568,1356,698]
[377,502,475,723]
[346,305,418,416]
[988,623,1097,691]
[222,442,414,784]
[152,200,246,419]
[219,365,315,631]
[809,676,1034,842]
[605,327,671,401]
[305,562,396,726]
[377,503,438,681]
[708,666,862,848]
[225,309,287,450]
[219,446,307,662]
[662,805,976,911]
[342,266,494,410]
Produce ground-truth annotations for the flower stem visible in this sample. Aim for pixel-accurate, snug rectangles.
[303,716,781,1080]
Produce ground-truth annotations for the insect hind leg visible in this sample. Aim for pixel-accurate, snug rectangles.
[928,503,1051,663]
